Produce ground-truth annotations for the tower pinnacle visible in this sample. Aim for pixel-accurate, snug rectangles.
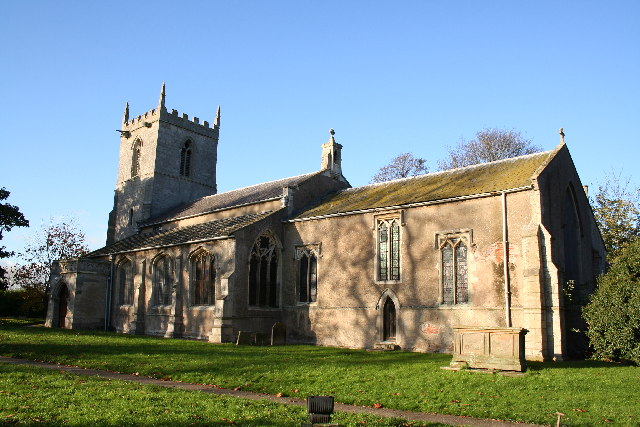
[158,82,166,110]
[215,105,221,128]
[122,102,129,124]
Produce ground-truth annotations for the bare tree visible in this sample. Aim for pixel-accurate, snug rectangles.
[438,128,541,170]
[592,172,640,258]
[371,152,428,183]
[11,219,89,312]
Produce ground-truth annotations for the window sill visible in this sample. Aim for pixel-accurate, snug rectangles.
[375,280,402,286]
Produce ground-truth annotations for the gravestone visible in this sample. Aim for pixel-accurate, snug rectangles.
[236,331,253,345]
[271,322,286,345]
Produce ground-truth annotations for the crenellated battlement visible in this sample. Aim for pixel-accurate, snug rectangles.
[121,83,220,137]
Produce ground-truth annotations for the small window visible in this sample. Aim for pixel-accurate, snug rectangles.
[192,250,215,305]
[128,208,134,226]
[152,255,172,306]
[377,217,400,281]
[180,140,192,177]
[298,251,317,303]
[131,139,142,177]
[248,233,279,308]
[440,238,468,304]
[117,259,133,305]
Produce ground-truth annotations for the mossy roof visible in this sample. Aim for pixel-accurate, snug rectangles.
[88,211,273,257]
[294,150,556,220]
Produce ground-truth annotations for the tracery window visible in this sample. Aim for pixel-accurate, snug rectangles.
[180,140,192,177]
[192,250,215,305]
[248,233,279,307]
[152,255,172,306]
[297,249,318,303]
[117,259,133,305]
[131,139,142,177]
[440,238,468,304]
[377,218,400,281]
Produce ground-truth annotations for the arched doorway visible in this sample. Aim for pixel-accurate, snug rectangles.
[57,286,69,328]
[383,298,396,341]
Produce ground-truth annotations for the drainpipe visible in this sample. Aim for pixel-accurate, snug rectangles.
[105,255,115,331]
[502,192,512,327]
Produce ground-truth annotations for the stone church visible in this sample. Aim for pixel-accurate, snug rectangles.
[46,85,605,361]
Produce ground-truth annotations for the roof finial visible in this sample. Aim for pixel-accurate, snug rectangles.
[122,102,129,124]
[214,105,221,127]
[158,82,166,110]
[559,127,565,145]
[329,128,335,142]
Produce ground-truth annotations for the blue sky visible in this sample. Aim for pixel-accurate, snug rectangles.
[1,0,639,260]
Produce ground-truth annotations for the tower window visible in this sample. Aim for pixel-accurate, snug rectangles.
[131,139,142,177]
[128,209,134,226]
[180,140,192,177]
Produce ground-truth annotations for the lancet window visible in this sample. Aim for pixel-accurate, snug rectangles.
[191,250,215,305]
[131,139,142,177]
[440,238,468,304]
[180,140,192,177]
[377,218,401,281]
[297,248,318,303]
[152,255,172,306]
[248,233,279,308]
[117,259,133,305]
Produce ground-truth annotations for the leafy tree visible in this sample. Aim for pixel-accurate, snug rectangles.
[0,188,29,290]
[438,128,541,170]
[11,219,89,314]
[591,172,640,259]
[371,152,428,183]
[583,239,640,365]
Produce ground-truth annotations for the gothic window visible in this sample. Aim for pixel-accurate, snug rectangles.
[440,238,468,304]
[298,251,318,303]
[152,255,172,306]
[248,233,279,308]
[191,250,215,305]
[180,140,192,177]
[131,139,142,177]
[128,208,134,226]
[377,218,400,281]
[117,259,133,305]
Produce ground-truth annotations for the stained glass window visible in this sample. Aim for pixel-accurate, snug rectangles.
[298,252,318,303]
[377,218,400,281]
[248,234,279,307]
[441,238,468,304]
[192,251,215,305]
[153,256,172,306]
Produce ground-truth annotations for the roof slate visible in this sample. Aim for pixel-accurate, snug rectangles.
[144,171,323,226]
[89,211,273,257]
[294,150,556,219]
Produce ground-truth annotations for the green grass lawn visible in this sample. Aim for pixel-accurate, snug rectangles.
[1,320,638,426]
[0,364,434,426]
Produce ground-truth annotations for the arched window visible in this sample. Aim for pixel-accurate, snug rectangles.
[248,233,279,307]
[440,239,468,304]
[117,259,133,305]
[298,251,317,303]
[377,218,400,281]
[191,250,215,305]
[131,139,142,177]
[152,255,172,306]
[180,140,192,177]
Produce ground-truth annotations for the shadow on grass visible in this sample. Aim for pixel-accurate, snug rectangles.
[526,359,634,371]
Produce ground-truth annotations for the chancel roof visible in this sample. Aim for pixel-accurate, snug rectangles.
[143,171,323,226]
[89,211,272,257]
[293,150,557,220]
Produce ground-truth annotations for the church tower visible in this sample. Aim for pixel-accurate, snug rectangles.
[106,83,220,244]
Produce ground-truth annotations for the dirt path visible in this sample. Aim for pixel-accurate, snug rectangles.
[0,356,546,427]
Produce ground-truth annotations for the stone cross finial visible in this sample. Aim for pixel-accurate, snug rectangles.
[559,128,565,144]
[329,128,335,136]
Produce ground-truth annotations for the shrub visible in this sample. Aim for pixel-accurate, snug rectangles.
[583,239,640,364]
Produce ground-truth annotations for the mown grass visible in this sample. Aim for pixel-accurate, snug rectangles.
[0,364,434,426]
[1,322,638,426]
